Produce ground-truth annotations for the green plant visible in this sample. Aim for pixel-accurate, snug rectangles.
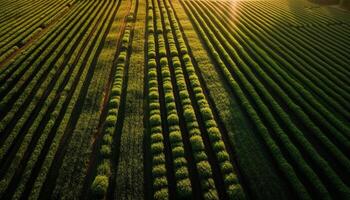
[91,175,109,197]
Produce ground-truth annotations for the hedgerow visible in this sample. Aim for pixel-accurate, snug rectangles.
[147,1,169,198]
[165,1,244,196]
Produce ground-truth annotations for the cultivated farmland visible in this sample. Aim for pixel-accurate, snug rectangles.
[0,0,349,199]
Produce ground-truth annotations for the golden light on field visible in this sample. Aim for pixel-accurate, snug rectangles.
[0,0,349,198]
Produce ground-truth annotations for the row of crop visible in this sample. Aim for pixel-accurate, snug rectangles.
[112,0,145,197]
[29,1,119,198]
[128,0,138,21]
[0,0,57,37]
[254,0,350,49]
[251,1,350,73]
[151,0,221,198]
[240,2,350,89]
[0,0,50,26]
[219,1,350,110]
[91,7,136,197]
[231,1,349,118]
[271,2,350,61]
[0,0,74,56]
[146,1,172,199]
[0,0,34,23]
[162,0,246,198]
[0,0,94,191]
[150,0,193,198]
[192,0,350,195]
[186,0,350,198]
[40,4,72,28]
[146,3,169,197]
[182,1,319,199]
[0,0,94,124]
[219,0,350,136]
[0,0,99,165]
[245,0,350,75]
[200,0,350,161]
[242,0,350,70]
[0,0,89,112]
[0,1,108,198]
[12,2,114,196]
[212,1,350,122]
[0,0,68,41]
[50,0,128,197]
[0,46,19,63]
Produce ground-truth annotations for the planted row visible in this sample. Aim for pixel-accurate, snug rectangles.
[185,0,350,198]
[91,11,136,198]
[162,0,245,198]
[214,1,350,121]
[153,0,220,198]
[153,15,193,200]
[200,0,350,167]
[182,1,314,199]
[146,5,169,199]
[0,1,113,199]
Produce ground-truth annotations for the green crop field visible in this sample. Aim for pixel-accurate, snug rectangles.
[0,0,349,199]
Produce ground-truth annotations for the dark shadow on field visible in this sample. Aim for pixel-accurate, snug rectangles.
[187,0,350,199]
[246,0,350,198]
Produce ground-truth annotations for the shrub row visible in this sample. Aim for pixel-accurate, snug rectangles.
[218,1,350,121]
[181,1,313,199]
[202,0,350,171]
[217,1,350,145]
[154,0,220,198]
[146,4,169,199]
[0,0,99,164]
[40,6,71,28]
[254,1,350,79]
[186,0,350,198]
[152,0,193,197]
[173,55,219,200]
[0,0,95,118]
[242,2,350,94]
[0,46,18,63]
[0,1,114,198]
[91,7,136,198]
[0,0,48,26]
[163,1,246,198]
[0,0,74,86]
[18,28,43,47]
[0,0,63,37]
[0,0,73,56]
[237,2,350,111]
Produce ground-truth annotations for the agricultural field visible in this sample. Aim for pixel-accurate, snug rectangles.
[0,0,349,199]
